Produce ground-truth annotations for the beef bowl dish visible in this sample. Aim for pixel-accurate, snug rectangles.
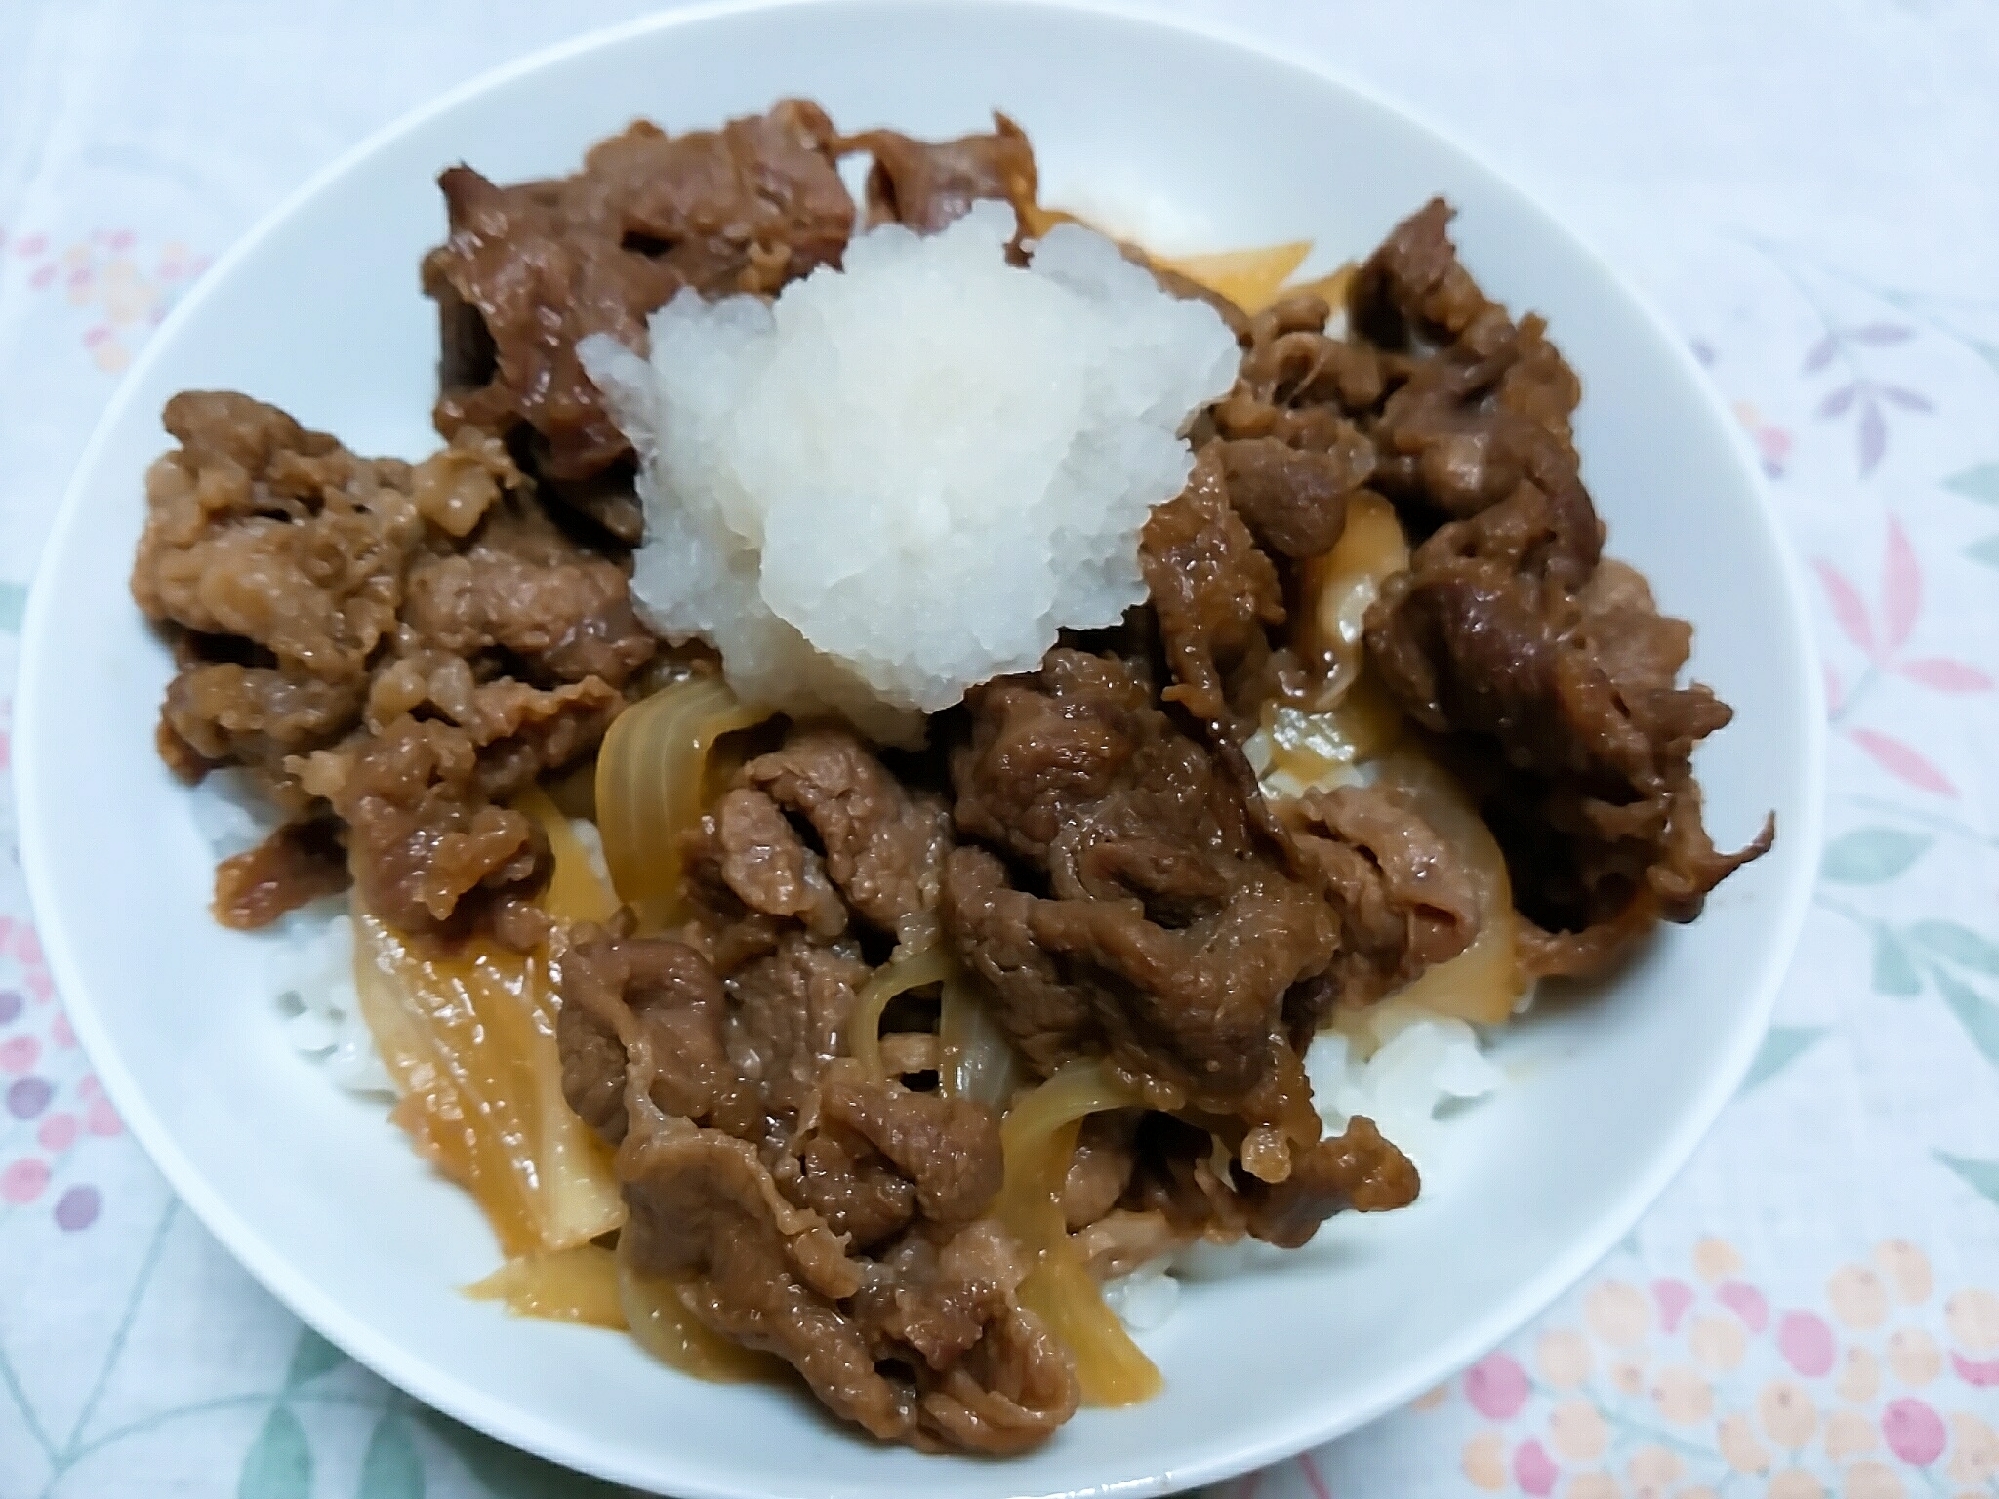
[13,8,1819,1494]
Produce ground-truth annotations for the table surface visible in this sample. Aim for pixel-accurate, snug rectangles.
[3,2,1997,1495]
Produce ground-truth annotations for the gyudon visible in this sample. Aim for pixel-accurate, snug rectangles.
[131,100,1769,1452]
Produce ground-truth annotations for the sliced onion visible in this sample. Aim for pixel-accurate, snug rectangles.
[938,971,1027,1109]
[1155,241,1312,314]
[849,941,956,1078]
[593,675,768,931]
[996,1061,1161,1406]
[353,914,626,1257]
[514,784,619,925]
[1293,490,1410,702]
[466,1244,626,1328]
[617,1233,784,1383]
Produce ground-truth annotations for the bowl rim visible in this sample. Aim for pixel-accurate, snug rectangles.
[13,1,1826,1493]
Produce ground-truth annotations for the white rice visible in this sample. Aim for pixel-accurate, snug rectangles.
[190,771,387,1095]
[581,201,1241,746]
[1141,1003,1506,1299]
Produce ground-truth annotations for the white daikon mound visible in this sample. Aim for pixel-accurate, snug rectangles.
[580,202,1240,743]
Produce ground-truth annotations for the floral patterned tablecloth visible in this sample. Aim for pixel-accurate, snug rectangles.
[2,2,1996,1496]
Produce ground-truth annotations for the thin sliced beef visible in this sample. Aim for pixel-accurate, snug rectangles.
[741,726,954,948]
[211,819,350,930]
[846,113,1038,234]
[423,102,853,486]
[1354,203,1770,966]
[557,930,1075,1453]
[1218,432,1372,560]
[398,502,655,687]
[944,648,1340,1159]
[681,787,850,945]
[134,393,653,937]
[132,392,425,685]
[1140,447,1285,727]
[1279,783,1481,1009]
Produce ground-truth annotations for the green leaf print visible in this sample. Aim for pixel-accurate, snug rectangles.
[416,1409,623,1499]
[237,1404,312,1499]
[1872,926,1923,995]
[1968,535,1999,569]
[283,1327,344,1390]
[1936,1152,1999,1207]
[1820,828,1931,883]
[1910,919,1999,976]
[0,581,23,632]
[359,1411,425,1499]
[1931,966,1999,1068]
[1741,1026,1828,1091]
[1943,462,1999,504]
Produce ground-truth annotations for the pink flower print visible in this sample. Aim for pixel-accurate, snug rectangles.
[1953,1351,1999,1387]
[1465,1351,1530,1420]
[37,1112,76,1151]
[1651,1278,1693,1334]
[1814,519,1990,795]
[0,1156,50,1203]
[1775,1310,1836,1376]
[1585,1280,1650,1346]
[1716,1280,1769,1332]
[1512,1437,1559,1496]
[1881,1397,1946,1465]
[17,232,47,257]
[1691,1236,1743,1283]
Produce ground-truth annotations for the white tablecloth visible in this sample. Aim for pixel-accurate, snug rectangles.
[3,3,1996,1495]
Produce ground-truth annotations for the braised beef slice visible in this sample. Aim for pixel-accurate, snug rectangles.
[944,648,1335,1136]
[134,392,652,934]
[1280,783,1480,1009]
[847,113,1038,234]
[1239,1116,1420,1248]
[1139,448,1285,728]
[212,819,350,930]
[558,930,1075,1453]
[740,725,954,949]
[1353,201,1770,968]
[1218,432,1372,560]
[398,503,655,688]
[423,102,853,487]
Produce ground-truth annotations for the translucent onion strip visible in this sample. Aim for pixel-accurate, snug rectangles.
[1282,261,1357,314]
[996,1061,1161,1406]
[594,675,768,931]
[352,914,624,1258]
[466,1244,626,1329]
[516,785,619,925]
[1294,491,1411,704]
[850,942,957,1078]
[617,1233,784,1383]
[938,971,1026,1109]
[1156,241,1312,315]
[1014,205,1348,319]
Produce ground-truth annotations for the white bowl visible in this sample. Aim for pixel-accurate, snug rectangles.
[13,3,1823,1495]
